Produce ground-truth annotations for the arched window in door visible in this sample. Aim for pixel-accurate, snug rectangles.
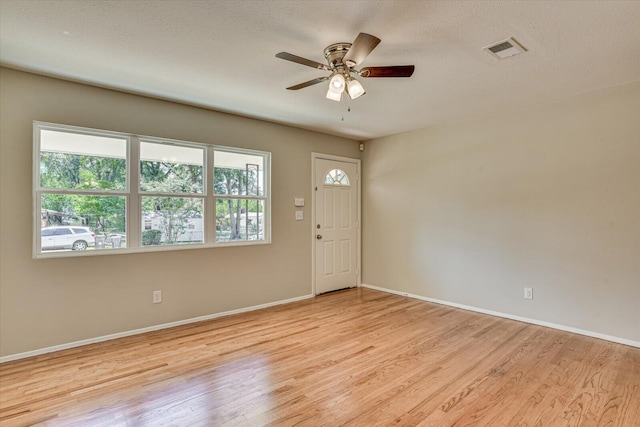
[324,169,350,186]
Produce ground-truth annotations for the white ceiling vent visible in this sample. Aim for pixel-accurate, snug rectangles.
[483,37,527,60]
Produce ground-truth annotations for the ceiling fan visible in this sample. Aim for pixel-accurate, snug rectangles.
[276,33,415,102]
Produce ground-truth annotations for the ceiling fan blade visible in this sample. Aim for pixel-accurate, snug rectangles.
[343,33,381,66]
[360,65,415,78]
[286,77,329,90]
[276,52,330,71]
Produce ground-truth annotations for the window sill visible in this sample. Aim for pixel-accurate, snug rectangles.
[33,239,272,259]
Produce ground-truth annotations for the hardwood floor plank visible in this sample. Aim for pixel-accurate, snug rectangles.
[1,288,638,426]
[414,329,566,426]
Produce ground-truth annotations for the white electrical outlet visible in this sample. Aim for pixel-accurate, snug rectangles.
[153,290,162,304]
[524,287,533,300]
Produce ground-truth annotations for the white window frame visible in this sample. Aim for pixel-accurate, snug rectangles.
[33,121,271,258]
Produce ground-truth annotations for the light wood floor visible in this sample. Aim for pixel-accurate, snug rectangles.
[1,288,638,426]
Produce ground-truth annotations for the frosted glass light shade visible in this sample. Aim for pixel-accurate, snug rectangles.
[347,78,365,99]
[326,88,342,101]
[329,73,345,91]
[326,73,346,101]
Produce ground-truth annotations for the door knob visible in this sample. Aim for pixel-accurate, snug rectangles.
[316,234,323,240]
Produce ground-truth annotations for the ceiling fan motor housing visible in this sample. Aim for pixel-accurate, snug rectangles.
[324,43,352,69]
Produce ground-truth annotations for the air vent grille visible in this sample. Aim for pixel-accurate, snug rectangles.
[484,37,527,60]
[489,42,514,54]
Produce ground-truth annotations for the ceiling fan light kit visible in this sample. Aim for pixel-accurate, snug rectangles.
[276,32,415,102]
[325,72,366,102]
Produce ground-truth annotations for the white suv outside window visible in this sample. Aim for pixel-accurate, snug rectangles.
[41,226,96,251]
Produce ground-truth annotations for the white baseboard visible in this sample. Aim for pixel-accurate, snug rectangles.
[360,283,640,349]
[0,293,314,364]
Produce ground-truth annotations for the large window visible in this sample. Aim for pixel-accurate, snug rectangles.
[34,122,270,257]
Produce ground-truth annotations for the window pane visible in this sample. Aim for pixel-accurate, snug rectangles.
[214,151,264,196]
[324,168,350,185]
[140,142,204,194]
[216,199,264,242]
[40,130,127,191]
[141,197,203,246]
[41,194,126,252]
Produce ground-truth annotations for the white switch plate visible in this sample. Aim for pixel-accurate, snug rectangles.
[153,290,162,304]
[524,288,533,300]
[295,210,304,221]
[294,198,305,207]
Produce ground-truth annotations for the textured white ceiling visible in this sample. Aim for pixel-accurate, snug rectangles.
[2,0,640,141]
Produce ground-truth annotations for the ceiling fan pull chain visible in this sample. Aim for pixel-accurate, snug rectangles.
[341,94,347,122]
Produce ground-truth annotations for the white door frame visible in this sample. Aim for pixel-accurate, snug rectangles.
[311,152,361,295]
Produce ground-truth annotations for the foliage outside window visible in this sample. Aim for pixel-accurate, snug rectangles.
[34,122,270,257]
[39,129,128,253]
[140,141,205,247]
[214,150,266,242]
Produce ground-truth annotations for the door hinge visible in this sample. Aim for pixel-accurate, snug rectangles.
[315,186,318,191]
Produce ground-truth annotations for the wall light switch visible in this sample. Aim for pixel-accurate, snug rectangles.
[295,210,304,221]
[294,198,305,207]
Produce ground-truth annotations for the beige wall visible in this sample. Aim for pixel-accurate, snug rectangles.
[362,81,640,342]
[0,68,360,357]
[2,67,638,358]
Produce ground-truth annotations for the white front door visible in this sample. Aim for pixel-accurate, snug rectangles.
[314,158,359,294]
